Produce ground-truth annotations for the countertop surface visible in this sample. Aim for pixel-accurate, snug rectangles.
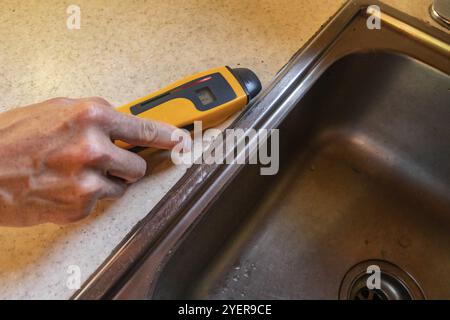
[0,0,446,299]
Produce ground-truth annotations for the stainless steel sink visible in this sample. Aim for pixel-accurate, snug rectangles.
[73,0,450,300]
[152,51,450,300]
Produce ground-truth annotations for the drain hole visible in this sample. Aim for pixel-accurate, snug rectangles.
[339,260,425,300]
[354,287,387,300]
[348,273,412,300]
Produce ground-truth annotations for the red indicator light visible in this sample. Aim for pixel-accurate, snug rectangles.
[173,76,212,92]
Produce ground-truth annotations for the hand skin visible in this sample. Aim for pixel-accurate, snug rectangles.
[0,97,189,227]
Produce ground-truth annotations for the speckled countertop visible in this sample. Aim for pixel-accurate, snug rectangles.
[0,0,446,299]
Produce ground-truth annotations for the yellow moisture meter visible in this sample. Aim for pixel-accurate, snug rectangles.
[116,66,261,149]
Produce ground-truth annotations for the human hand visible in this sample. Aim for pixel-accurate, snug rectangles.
[0,97,187,226]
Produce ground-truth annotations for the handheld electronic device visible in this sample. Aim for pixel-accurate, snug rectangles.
[116,66,261,149]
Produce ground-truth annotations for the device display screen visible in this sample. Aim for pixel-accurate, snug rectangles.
[196,87,216,106]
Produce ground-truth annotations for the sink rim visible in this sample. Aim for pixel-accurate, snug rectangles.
[72,0,450,300]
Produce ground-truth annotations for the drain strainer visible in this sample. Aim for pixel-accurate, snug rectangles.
[339,260,425,300]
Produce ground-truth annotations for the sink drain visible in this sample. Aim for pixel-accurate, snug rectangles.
[339,260,425,300]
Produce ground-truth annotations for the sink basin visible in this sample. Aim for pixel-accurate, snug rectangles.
[73,0,450,300]
[152,52,450,299]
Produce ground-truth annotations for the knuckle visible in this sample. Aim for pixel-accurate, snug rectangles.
[75,137,110,165]
[51,175,101,224]
[74,175,102,199]
[75,100,108,123]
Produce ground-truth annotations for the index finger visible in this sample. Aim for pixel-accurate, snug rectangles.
[108,111,187,149]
